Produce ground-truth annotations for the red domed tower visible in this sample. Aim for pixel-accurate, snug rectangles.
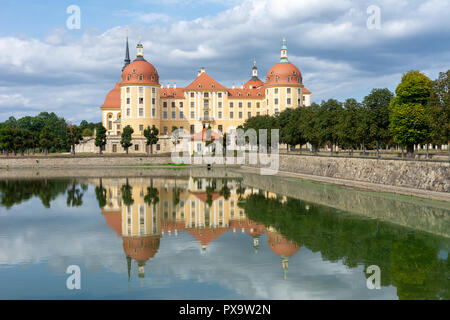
[265,38,310,114]
[120,39,161,140]
[267,228,300,280]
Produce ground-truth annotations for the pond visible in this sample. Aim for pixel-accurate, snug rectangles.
[0,169,448,299]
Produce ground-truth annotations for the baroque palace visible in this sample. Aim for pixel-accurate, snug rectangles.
[92,37,311,154]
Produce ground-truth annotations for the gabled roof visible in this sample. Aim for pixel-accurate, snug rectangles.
[185,72,228,91]
[303,87,311,94]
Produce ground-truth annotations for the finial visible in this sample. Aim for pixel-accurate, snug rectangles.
[139,35,142,43]
[126,27,129,37]
[253,58,256,67]
[283,37,286,46]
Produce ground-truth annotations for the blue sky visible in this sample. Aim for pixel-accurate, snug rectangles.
[0,0,449,123]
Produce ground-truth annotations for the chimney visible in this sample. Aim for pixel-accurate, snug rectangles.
[197,70,201,77]
[201,67,205,74]
[174,83,177,89]
[240,83,244,89]
[232,84,235,89]
[167,83,171,89]
[161,83,164,89]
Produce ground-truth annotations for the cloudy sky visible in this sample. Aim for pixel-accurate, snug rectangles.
[0,0,449,123]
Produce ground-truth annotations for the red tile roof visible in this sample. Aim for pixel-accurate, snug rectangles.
[303,87,311,94]
[185,72,228,91]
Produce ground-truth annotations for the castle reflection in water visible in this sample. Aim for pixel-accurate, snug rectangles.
[97,176,300,281]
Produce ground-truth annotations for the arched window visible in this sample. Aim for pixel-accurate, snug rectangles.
[127,75,130,81]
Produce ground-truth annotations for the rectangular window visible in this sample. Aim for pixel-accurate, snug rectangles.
[139,125,144,131]
[275,98,279,105]
[218,125,223,133]
[156,144,160,151]
[287,88,291,94]
[191,111,195,119]
[190,101,195,108]
[163,111,167,119]
[230,111,234,119]
[257,102,260,108]
[172,111,176,119]
[152,109,156,117]
[180,111,184,119]
[135,144,139,151]
[218,93,222,98]
[139,108,143,117]
[127,108,130,116]
[218,102,222,108]
[218,111,222,119]
[230,102,234,108]
[247,102,251,108]
[139,87,144,94]
[163,102,167,108]
[126,87,130,93]
[152,88,156,94]
[127,98,130,104]
[204,100,209,108]
[275,88,278,94]
[239,112,242,119]
[179,102,183,108]
[287,98,291,105]
[190,92,195,98]
[204,92,209,98]
[190,125,195,134]
[239,102,242,108]
[139,97,144,104]
[248,112,251,118]
[152,98,155,105]
[172,102,175,108]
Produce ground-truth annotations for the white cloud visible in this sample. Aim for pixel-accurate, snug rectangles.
[0,0,449,122]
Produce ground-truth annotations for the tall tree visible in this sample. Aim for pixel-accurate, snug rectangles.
[95,124,107,154]
[66,125,83,155]
[318,99,342,154]
[363,88,394,158]
[389,71,432,158]
[0,126,14,156]
[143,125,159,154]
[336,99,362,155]
[121,125,134,154]
[426,70,449,156]
[39,126,53,155]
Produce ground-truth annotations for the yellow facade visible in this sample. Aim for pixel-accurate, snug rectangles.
[100,39,312,153]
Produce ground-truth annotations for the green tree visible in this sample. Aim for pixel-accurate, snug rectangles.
[39,126,53,155]
[389,71,432,157]
[82,128,93,137]
[426,70,449,156]
[95,124,107,154]
[121,125,134,154]
[143,125,159,154]
[336,99,362,155]
[0,126,14,156]
[363,88,394,157]
[66,125,83,155]
[318,99,342,154]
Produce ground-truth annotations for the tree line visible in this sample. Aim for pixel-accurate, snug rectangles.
[242,70,449,158]
[0,112,101,156]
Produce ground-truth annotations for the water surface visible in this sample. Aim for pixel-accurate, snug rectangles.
[0,171,448,299]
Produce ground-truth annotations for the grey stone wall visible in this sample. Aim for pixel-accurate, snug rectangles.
[246,154,450,192]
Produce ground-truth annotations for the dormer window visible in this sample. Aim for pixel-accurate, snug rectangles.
[293,70,296,75]
[132,69,136,74]
[151,76,155,81]
[139,74,143,81]
[275,76,279,83]
[287,76,291,82]
[198,84,201,88]
[127,75,130,81]
[211,84,215,88]
[247,93,250,96]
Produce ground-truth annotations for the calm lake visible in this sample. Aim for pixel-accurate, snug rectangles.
[0,168,448,300]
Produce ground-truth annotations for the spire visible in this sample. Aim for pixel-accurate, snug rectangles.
[135,36,146,61]
[123,29,131,71]
[251,59,259,81]
[280,38,288,63]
